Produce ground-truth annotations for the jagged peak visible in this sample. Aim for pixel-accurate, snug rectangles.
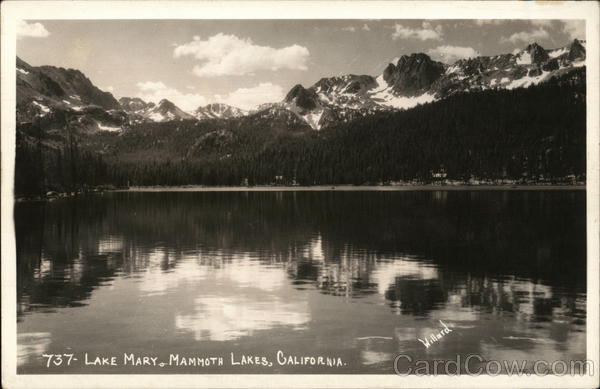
[383,62,397,74]
[283,84,319,113]
[381,53,435,73]
[568,38,586,61]
[285,84,317,103]
[157,98,175,107]
[202,102,240,110]
[312,74,376,94]
[40,64,87,78]
[524,42,545,51]
[285,84,308,98]
[17,56,31,68]
[119,96,146,104]
[194,103,246,117]
[397,52,436,66]
[570,38,586,50]
[514,42,549,64]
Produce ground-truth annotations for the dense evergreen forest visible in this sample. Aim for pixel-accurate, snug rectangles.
[14,69,586,196]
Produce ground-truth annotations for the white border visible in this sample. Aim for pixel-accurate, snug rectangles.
[1,1,599,388]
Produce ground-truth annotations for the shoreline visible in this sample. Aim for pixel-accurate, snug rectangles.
[15,184,586,201]
[115,184,586,192]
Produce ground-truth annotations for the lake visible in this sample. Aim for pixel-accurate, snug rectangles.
[15,190,587,374]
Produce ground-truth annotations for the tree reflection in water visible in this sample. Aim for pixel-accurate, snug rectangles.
[16,190,586,373]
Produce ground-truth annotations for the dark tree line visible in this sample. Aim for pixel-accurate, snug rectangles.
[15,122,112,196]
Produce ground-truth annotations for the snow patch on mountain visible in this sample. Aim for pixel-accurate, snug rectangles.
[97,122,122,132]
[372,89,435,109]
[370,75,388,94]
[445,65,460,75]
[548,48,568,58]
[301,109,325,130]
[516,52,532,65]
[32,101,50,115]
[149,111,174,122]
[369,75,435,109]
[505,70,551,90]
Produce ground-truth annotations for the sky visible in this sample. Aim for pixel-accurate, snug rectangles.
[17,19,584,111]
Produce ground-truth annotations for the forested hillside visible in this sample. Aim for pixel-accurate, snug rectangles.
[14,68,585,196]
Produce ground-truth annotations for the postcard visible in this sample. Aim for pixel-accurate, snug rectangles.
[1,1,599,388]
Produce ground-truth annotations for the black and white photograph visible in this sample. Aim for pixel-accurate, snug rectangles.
[1,1,599,388]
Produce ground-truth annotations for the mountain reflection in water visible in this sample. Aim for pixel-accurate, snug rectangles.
[16,191,586,373]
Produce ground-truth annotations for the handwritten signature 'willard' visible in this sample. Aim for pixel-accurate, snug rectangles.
[417,320,453,348]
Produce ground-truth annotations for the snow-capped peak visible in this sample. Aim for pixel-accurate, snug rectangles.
[193,103,247,120]
[275,40,586,130]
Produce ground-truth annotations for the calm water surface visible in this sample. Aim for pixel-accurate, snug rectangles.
[15,191,586,374]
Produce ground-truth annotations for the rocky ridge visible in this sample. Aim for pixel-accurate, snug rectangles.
[16,39,586,132]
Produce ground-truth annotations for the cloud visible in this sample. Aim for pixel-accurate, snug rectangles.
[391,21,443,41]
[501,27,549,44]
[136,81,207,111]
[562,20,585,40]
[215,82,284,111]
[137,81,167,91]
[17,20,49,38]
[136,80,284,111]
[173,33,310,77]
[474,20,551,27]
[362,24,371,31]
[341,26,356,32]
[427,45,480,63]
[474,20,505,26]
[529,20,553,27]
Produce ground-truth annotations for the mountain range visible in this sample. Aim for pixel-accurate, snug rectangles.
[16,39,586,131]
[14,39,587,195]
[280,40,586,129]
